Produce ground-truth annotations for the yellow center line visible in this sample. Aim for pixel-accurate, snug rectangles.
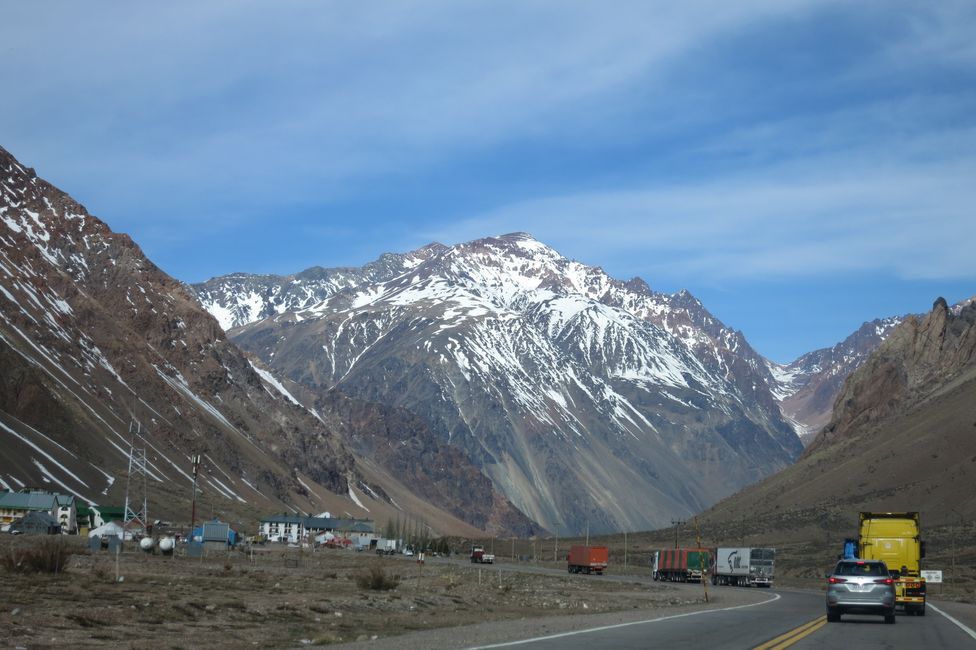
[752,615,828,650]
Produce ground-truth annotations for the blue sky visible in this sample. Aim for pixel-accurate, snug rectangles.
[3,1,974,363]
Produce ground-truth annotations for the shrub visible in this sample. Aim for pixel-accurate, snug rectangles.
[1,537,74,574]
[355,563,400,591]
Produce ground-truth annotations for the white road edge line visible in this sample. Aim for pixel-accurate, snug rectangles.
[928,603,976,641]
[466,592,782,649]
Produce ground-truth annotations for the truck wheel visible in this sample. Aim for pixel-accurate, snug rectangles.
[711,575,717,586]
[918,605,925,617]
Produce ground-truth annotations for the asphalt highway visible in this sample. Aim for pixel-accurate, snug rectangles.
[464,589,976,650]
[345,556,976,649]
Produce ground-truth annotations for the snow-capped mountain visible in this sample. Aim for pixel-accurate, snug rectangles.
[766,317,904,442]
[202,233,805,534]
[195,247,439,331]
[0,145,364,520]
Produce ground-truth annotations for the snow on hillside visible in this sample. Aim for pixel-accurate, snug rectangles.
[216,232,805,532]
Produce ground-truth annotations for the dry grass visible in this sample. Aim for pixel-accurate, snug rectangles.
[0,537,699,649]
[0,536,75,574]
[355,561,401,590]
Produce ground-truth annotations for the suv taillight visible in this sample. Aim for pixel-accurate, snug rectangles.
[874,578,894,585]
[828,577,847,584]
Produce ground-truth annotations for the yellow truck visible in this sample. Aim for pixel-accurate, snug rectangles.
[858,512,927,615]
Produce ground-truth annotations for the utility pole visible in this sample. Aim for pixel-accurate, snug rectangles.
[624,529,628,571]
[950,508,963,589]
[671,519,684,549]
[694,518,709,603]
[189,454,202,538]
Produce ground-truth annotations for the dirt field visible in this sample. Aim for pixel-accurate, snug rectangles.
[0,538,710,649]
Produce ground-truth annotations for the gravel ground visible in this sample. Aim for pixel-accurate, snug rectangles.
[332,586,770,650]
[0,538,756,649]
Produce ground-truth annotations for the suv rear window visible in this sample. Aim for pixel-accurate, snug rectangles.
[834,561,888,577]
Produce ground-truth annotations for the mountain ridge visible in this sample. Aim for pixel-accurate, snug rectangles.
[204,232,806,533]
[690,296,976,561]
[0,144,509,537]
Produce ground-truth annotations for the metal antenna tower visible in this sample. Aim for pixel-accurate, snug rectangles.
[123,420,150,537]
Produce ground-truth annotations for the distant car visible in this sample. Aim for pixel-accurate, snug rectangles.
[826,559,896,624]
[403,549,414,556]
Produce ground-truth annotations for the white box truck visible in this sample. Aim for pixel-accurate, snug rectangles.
[711,547,775,587]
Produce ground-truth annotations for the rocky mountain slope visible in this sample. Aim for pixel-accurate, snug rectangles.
[0,144,536,537]
[0,144,368,523]
[201,233,805,534]
[766,317,904,443]
[813,297,976,451]
[693,297,976,551]
[196,251,904,451]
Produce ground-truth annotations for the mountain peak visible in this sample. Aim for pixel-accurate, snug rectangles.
[206,231,802,533]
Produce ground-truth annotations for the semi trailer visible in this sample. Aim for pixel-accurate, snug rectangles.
[710,547,775,587]
[652,548,712,582]
[567,545,609,575]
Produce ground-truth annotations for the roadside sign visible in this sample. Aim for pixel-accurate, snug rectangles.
[921,570,942,583]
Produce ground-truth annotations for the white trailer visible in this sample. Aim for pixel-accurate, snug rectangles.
[711,547,775,587]
[374,538,399,555]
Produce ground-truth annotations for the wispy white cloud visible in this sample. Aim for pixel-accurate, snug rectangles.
[1,1,826,202]
[2,1,974,295]
[428,157,976,284]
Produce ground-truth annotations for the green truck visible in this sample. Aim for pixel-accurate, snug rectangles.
[652,548,712,582]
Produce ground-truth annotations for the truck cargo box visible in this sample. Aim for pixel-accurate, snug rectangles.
[567,545,608,574]
[652,548,712,582]
[711,547,775,587]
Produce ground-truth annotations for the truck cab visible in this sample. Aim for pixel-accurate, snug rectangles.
[470,545,495,564]
[858,512,926,615]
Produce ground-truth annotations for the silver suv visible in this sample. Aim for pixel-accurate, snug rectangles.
[826,559,896,624]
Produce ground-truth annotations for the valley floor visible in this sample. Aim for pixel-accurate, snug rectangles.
[0,538,708,649]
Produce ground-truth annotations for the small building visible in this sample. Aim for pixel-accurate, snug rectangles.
[88,521,126,540]
[9,511,61,535]
[258,515,374,544]
[0,490,77,534]
[190,519,239,547]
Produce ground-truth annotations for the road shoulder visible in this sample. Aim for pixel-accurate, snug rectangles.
[334,584,776,649]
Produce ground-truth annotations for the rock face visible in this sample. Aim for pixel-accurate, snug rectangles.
[767,318,904,443]
[311,390,540,536]
[0,145,359,520]
[694,295,976,546]
[202,233,804,534]
[813,297,976,450]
